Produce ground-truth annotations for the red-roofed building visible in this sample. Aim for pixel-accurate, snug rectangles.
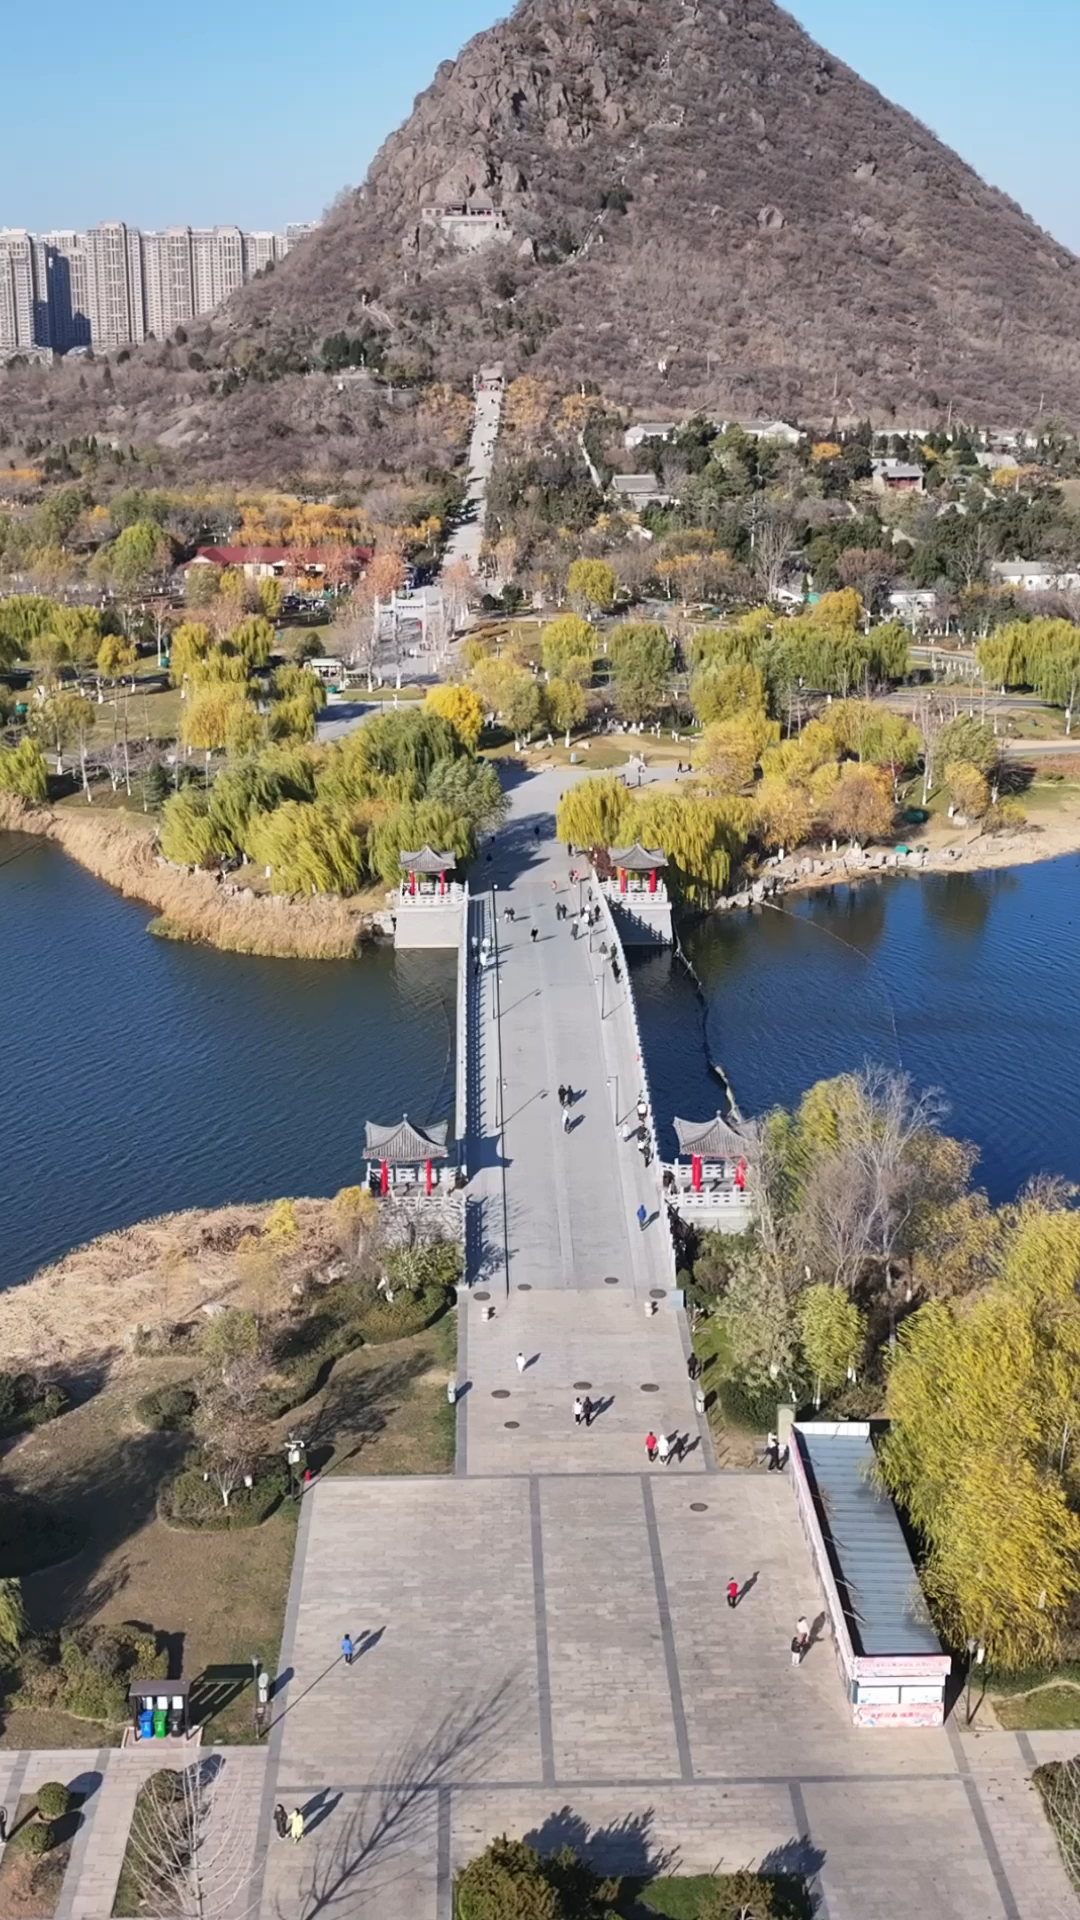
[184,545,372,581]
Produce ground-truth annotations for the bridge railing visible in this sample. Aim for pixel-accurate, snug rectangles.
[590,883,681,1289]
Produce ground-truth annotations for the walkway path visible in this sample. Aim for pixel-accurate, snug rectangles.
[440,379,503,579]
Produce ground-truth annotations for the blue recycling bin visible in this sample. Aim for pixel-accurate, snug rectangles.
[138,1708,154,1740]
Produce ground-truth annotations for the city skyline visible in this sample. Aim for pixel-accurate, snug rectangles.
[4,0,1080,250]
[0,221,315,356]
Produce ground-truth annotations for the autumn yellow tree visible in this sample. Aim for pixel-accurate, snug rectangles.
[880,1210,1080,1667]
[946,760,991,820]
[541,613,596,682]
[556,775,629,852]
[566,558,615,615]
[425,683,485,752]
[545,678,587,740]
[693,710,778,794]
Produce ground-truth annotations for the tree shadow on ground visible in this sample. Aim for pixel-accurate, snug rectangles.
[301,1351,435,1472]
[524,1805,676,1881]
[286,1676,527,1919]
[13,1429,187,1631]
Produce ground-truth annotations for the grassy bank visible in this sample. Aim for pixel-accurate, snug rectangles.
[0,794,373,959]
[0,1198,459,1747]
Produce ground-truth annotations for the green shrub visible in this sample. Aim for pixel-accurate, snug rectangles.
[0,1371,70,1437]
[36,1782,72,1821]
[350,1282,450,1345]
[718,1375,782,1433]
[159,1462,287,1531]
[135,1385,197,1431]
[24,1821,52,1858]
[456,1838,621,1920]
[14,1623,165,1722]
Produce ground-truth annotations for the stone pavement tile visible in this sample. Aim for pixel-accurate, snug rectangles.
[453,1780,817,1880]
[804,1773,1073,1920]
[274,1479,542,1792]
[463,1290,702,1476]
[260,1783,440,1920]
[541,1477,683,1783]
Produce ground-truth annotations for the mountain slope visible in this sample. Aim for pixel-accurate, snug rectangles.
[221,0,1080,424]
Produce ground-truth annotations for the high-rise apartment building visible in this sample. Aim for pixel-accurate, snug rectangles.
[0,219,312,355]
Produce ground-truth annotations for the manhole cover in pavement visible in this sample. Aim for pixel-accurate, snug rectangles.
[573,1380,592,1390]
[504,1421,520,1430]
[492,1389,511,1399]
[517,1283,532,1291]
[690,1502,708,1512]
[604,1275,620,1285]
[640,1382,660,1392]
[474,1291,491,1302]
[649,1288,666,1299]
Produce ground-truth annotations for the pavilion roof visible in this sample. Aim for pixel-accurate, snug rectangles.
[673,1114,758,1159]
[399,846,457,874]
[609,843,669,871]
[364,1117,450,1161]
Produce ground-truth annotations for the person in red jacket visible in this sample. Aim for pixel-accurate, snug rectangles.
[726,1577,739,1610]
[645,1431,658,1463]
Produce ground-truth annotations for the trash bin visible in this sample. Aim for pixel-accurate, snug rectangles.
[138,1709,154,1741]
[168,1703,185,1737]
[153,1707,168,1739]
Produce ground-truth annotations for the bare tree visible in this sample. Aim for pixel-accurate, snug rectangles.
[797,1154,875,1293]
[848,1064,946,1282]
[122,1757,258,1918]
[749,506,797,601]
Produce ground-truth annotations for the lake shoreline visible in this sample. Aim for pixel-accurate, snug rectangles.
[0,794,377,960]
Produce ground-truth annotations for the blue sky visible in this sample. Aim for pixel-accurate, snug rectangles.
[6,0,1079,246]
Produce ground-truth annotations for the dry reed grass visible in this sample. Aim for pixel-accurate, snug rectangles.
[0,1198,338,1371]
[0,795,370,959]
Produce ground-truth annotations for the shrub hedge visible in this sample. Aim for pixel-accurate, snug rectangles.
[135,1385,198,1431]
[158,1461,287,1531]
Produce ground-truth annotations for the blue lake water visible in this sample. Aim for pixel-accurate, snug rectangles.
[2,834,1077,1288]
[0,834,456,1289]
[632,855,1080,1205]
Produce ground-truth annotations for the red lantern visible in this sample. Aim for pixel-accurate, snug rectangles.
[380,1160,388,1196]
[691,1153,702,1192]
[425,1158,433,1195]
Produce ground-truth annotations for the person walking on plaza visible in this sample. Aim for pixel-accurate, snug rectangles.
[727,1577,739,1610]
[341,1632,353,1667]
[657,1430,672,1466]
[793,1616,810,1664]
[530,926,538,944]
[766,1431,779,1471]
[573,1396,584,1426]
[562,1105,572,1133]
[636,1203,648,1231]
[516,1351,527,1374]
[274,1804,288,1840]
[582,1395,593,1428]
[557,1083,567,1109]
[687,1352,700,1381]
[645,1430,658,1463]
[289,1808,305,1844]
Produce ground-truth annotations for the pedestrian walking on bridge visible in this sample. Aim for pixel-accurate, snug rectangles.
[341,1632,354,1667]
[289,1808,305,1844]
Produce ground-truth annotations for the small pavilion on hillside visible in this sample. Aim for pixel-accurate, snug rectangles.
[398,847,458,899]
[364,1117,451,1195]
[672,1113,758,1195]
[608,844,669,899]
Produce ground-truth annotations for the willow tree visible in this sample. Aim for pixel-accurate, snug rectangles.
[799,1285,866,1405]
[880,1210,1080,1667]
[555,775,629,854]
[248,801,360,894]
